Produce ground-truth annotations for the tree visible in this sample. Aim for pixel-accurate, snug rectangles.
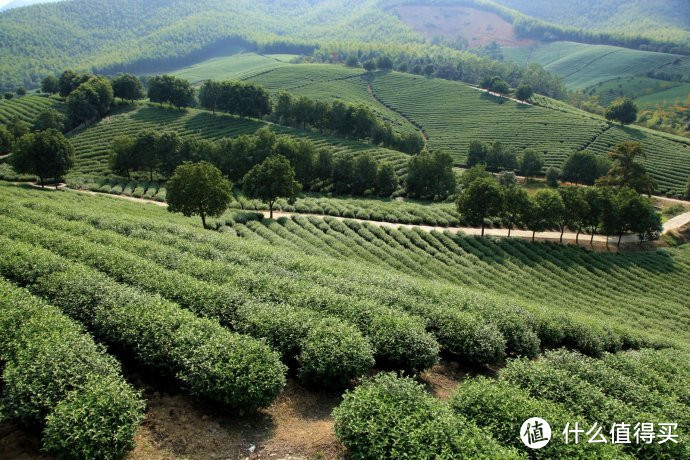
[167,162,232,228]
[33,109,65,132]
[460,164,492,190]
[7,116,29,140]
[614,187,660,246]
[686,176,690,200]
[561,151,602,185]
[108,135,137,179]
[545,166,560,187]
[559,186,589,243]
[199,80,221,114]
[515,84,533,101]
[466,140,487,167]
[333,156,354,194]
[243,155,301,219]
[363,61,376,72]
[16,87,27,96]
[0,126,13,154]
[489,77,509,95]
[155,131,182,179]
[41,76,59,94]
[58,70,89,98]
[147,75,194,109]
[527,189,565,242]
[4,92,13,100]
[345,55,360,67]
[273,136,316,187]
[605,98,637,125]
[375,163,397,197]
[519,149,544,180]
[316,149,334,180]
[131,130,159,181]
[66,76,113,127]
[502,185,530,237]
[457,177,504,236]
[10,129,74,188]
[583,187,605,245]
[498,171,517,187]
[597,142,654,195]
[376,55,393,70]
[112,74,144,103]
[406,151,456,200]
[352,153,378,195]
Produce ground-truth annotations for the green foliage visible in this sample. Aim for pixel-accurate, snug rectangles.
[58,70,89,98]
[519,148,544,179]
[598,142,655,194]
[457,177,504,236]
[605,97,638,125]
[515,84,533,101]
[148,74,195,109]
[10,128,74,186]
[406,150,456,200]
[502,185,530,235]
[111,73,144,102]
[32,109,65,133]
[199,80,271,118]
[66,75,114,127]
[243,155,301,218]
[333,373,518,460]
[0,235,287,410]
[545,166,560,187]
[167,161,233,228]
[41,76,59,94]
[0,278,144,459]
[561,151,608,185]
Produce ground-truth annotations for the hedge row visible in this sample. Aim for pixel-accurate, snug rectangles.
[0,203,438,372]
[501,351,688,459]
[0,209,375,386]
[333,373,521,460]
[0,278,144,459]
[0,236,287,411]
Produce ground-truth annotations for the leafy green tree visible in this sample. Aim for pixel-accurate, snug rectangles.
[155,131,182,179]
[16,87,27,96]
[605,98,637,125]
[545,166,561,187]
[583,187,605,245]
[316,149,334,180]
[562,151,602,185]
[498,171,517,187]
[599,187,620,247]
[66,76,113,127]
[147,75,194,109]
[345,55,360,67]
[41,76,59,94]
[58,70,89,98]
[274,91,295,124]
[273,136,317,187]
[598,142,654,195]
[457,177,504,236]
[132,130,160,181]
[32,109,65,132]
[376,55,393,70]
[526,189,564,241]
[243,155,301,219]
[10,129,74,188]
[167,162,232,228]
[485,142,516,171]
[467,140,487,167]
[112,74,144,103]
[460,164,492,190]
[515,84,533,101]
[199,80,221,114]
[375,163,398,197]
[333,156,355,194]
[4,92,13,100]
[559,186,589,243]
[502,185,530,237]
[489,77,510,95]
[7,116,29,140]
[406,151,456,200]
[685,176,690,200]
[614,187,659,246]
[519,149,544,180]
[363,61,376,72]
[352,153,378,195]
[0,126,13,154]
[108,135,137,179]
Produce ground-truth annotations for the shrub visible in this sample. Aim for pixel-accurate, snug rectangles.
[333,373,519,460]
[0,278,144,459]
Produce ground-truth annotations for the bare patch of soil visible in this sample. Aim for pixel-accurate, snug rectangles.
[393,5,535,48]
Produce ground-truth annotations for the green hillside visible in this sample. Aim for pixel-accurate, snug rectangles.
[0,94,63,124]
[493,0,690,45]
[503,41,687,90]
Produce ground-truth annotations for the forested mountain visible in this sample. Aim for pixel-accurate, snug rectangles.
[0,0,427,91]
[493,0,690,45]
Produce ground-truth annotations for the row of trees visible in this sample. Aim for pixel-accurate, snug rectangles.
[198,80,271,118]
[273,92,424,154]
[458,169,661,246]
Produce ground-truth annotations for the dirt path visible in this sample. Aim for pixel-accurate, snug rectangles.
[37,184,689,246]
[467,85,532,105]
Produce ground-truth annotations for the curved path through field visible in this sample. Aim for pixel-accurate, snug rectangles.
[16,183,687,247]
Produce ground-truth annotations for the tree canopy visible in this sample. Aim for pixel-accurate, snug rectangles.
[10,129,74,187]
[243,155,301,219]
[166,161,233,228]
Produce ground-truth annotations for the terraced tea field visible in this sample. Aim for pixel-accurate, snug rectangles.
[66,104,410,179]
[169,51,294,84]
[0,94,63,124]
[3,184,689,357]
[503,41,685,90]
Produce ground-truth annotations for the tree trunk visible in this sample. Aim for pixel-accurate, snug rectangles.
[508,227,511,237]
[40,177,45,189]
[532,230,536,242]
[481,222,485,237]
[269,201,274,220]
[618,233,623,247]
[560,228,564,243]
[590,231,595,246]
[576,229,580,245]
[200,213,206,229]
[150,169,153,181]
